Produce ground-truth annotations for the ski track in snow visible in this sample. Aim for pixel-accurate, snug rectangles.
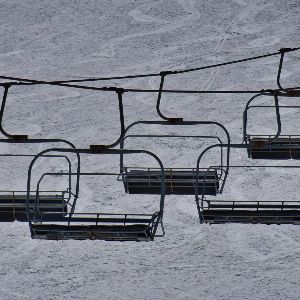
[0,0,300,299]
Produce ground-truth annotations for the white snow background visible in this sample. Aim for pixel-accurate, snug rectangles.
[0,0,300,299]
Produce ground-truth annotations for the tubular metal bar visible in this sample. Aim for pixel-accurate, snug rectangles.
[244,95,300,156]
[195,143,300,222]
[0,83,17,139]
[110,119,230,150]
[26,148,165,239]
[117,90,125,134]
[277,51,285,90]
[246,105,300,108]
[271,94,281,142]
[156,74,168,121]
[276,48,295,90]
[243,92,285,144]
[155,72,178,121]
[122,135,225,179]
[105,89,127,157]
[0,138,81,210]
[0,153,72,202]
[243,93,272,142]
[119,120,231,193]
[33,212,157,224]
[243,89,300,143]
[196,143,245,221]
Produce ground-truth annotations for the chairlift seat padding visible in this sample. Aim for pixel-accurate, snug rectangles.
[124,170,219,195]
[30,224,153,241]
[0,194,67,222]
[248,137,300,159]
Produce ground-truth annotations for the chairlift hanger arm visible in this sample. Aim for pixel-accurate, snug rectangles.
[271,94,281,141]
[0,84,24,140]
[276,48,297,90]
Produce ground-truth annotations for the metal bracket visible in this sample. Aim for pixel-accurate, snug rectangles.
[90,145,107,152]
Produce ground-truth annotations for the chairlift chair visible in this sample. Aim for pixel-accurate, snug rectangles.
[243,89,300,159]
[196,143,300,225]
[26,147,165,241]
[117,120,230,196]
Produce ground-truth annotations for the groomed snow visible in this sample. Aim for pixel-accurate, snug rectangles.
[0,0,299,299]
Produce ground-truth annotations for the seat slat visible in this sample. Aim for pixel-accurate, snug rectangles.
[248,137,300,160]
[31,224,152,241]
[125,170,219,195]
[201,209,300,224]
[208,203,300,209]
[0,194,64,204]
[0,194,68,222]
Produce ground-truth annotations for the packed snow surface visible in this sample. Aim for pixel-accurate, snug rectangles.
[0,0,300,299]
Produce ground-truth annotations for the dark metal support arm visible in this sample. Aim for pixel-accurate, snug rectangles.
[277,51,285,90]
[155,72,184,122]
[271,94,281,142]
[0,84,25,139]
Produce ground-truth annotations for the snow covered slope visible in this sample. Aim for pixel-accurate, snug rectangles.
[0,0,300,299]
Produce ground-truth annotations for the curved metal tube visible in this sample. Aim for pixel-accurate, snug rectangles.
[0,84,15,139]
[26,148,165,237]
[271,94,281,141]
[0,153,72,203]
[0,138,81,205]
[156,74,169,121]
[243,92,277,142]
[277,51,285,90]
[195,143,247,223]
[35,155,72,212]
[117,120,231,187]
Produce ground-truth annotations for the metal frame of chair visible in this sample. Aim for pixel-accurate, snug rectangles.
[26,147,165,241]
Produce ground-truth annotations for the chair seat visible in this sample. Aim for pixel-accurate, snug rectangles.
[208,203,300,209]
[0,194,67,222]
[124,169,219,195]
[201,209,300,224]
[248,137,300,159]
[31,224,152,241]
